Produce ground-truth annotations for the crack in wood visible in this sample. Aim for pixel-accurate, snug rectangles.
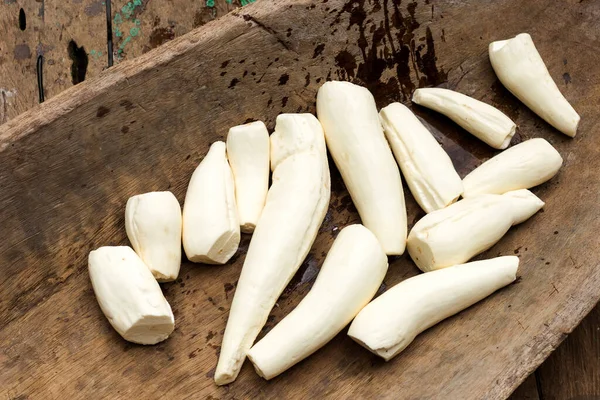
[237,13,297,54]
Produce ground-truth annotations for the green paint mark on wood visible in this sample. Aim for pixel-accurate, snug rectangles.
[240,0,256,5]
[112,0,144,60]
[89,49,104,59]
[206,0,215,7]
[121,5,131,19]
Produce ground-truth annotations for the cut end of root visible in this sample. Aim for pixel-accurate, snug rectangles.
[489,39,509,53]
[565,115,580,138]
[246,352,270,380]
[348,333,395,362]
[123,315,175,345]
[214,372,235,386]
[499,124,517,150]
[153,270,177,283]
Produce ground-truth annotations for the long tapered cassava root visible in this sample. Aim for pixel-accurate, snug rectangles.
[348,256,519,361]
[317,81,407,255]
[215,113,330,385]
[407,190,543,272]
[412,88,517,149]
[380,102,463,213]
[247,225,388,380]
[462,138,563,197]
[489,33,580,137]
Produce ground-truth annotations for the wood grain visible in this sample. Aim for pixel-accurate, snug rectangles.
[536,305,600,399]
[0,0,239,124]
[110,0,239,62]
[1,0,599,398]
[0,0,107,121]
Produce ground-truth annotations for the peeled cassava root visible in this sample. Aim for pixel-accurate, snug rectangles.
[412,88,517,149]
[489,33,580,137]
[379,102,463,213]
[317,81,407,255]
[182,141,240,264]
[226,121,270,233]
[125,191,182,282]
[407,189,544,272]
[215,113,330,385]
[247,224,388,380]
[348,256,519,361]
[88,246,175,345]
[463,138,563,197]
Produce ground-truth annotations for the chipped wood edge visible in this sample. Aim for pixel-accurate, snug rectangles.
[493,267,600,399]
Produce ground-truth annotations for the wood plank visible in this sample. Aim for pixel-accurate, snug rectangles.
[536,305,600,399]
[0,0,108,122]
[1,0,44,122]
[110,0,240,62]
[1,0,599,398]
[0,0,252,123]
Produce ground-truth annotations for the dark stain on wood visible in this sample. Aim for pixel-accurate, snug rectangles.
[84,0,104,17]
[332,0,448,106]
[278,73,289,85]
[67,40,88,84]
[119,100,135,111]
[335,50,357,79]
[149,26,175,49]
[13,44,31,60]
[415,27,448,87]
[96,106,110,117]
[229,78,239,88]
[193,8,215,28]
[313,43,325,58]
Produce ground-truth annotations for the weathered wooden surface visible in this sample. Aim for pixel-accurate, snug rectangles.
[110,0,240,61]
[0,0,107,122]
[1,0,599,398]
[536,305,600,399]
[0,0,238,123]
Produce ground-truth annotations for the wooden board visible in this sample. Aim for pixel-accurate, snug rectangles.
[0,0,107,122]
[110,0,239,62]
[536,305,600,398]
[0,0,237,123]
[1,0,599,398]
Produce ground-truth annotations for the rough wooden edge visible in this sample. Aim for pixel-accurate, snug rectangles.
[1,0,599,397]
[493,267,600,399]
